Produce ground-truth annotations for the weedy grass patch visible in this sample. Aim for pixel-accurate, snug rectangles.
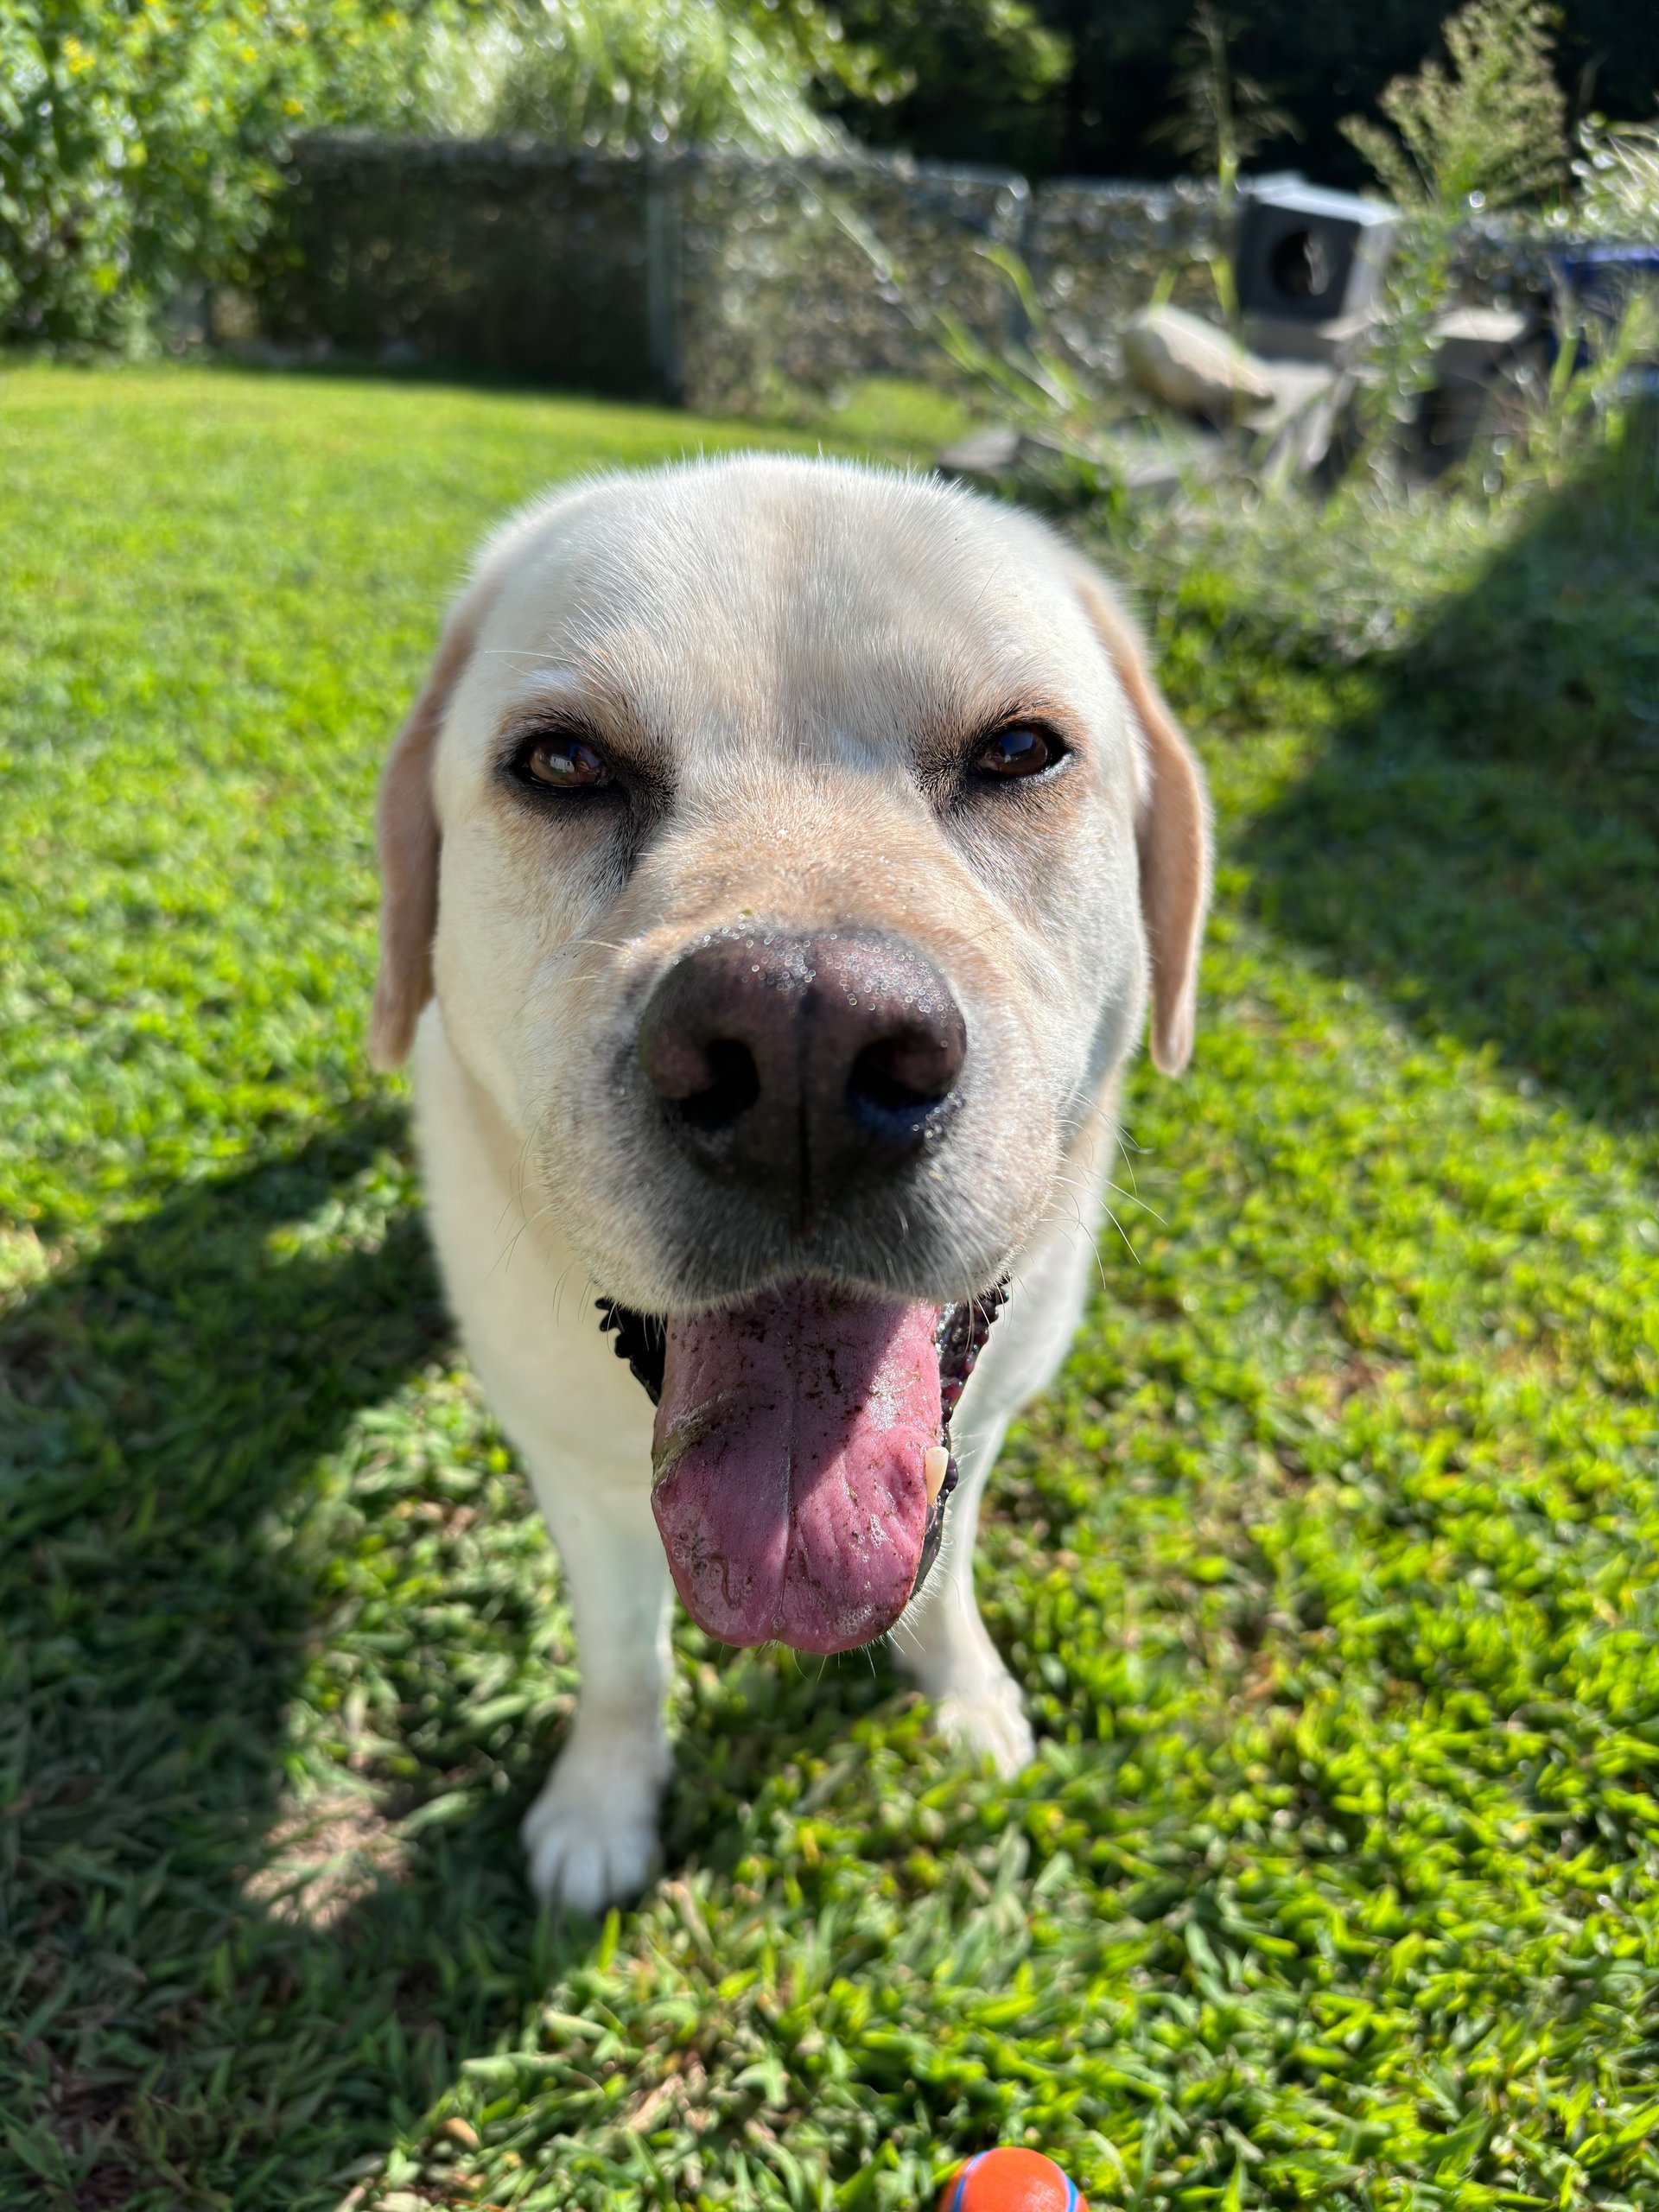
[2,365,1657,2212]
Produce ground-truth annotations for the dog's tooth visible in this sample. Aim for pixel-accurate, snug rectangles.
[923,1446,950,1507]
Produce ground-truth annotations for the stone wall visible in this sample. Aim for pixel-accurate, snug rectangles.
[255,136,1229,409]
[254,136,1559,413]
[673,155,1034,416]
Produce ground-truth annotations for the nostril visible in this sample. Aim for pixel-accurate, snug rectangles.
[849,1028,963,1120]
[671,1038,760,1135]
[640,931,965,1188]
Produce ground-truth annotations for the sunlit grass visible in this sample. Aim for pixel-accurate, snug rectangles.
[3,365,1657,2212]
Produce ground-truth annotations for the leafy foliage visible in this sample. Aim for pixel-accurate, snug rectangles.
[849,1,1657,187]
[418,0,842,155]
[0,0,442,350]
[0,0,1065,343]
[3,366,1659,2210]
[417,0,1068,157]
[0,0,281,348]
[1148,3,1297,205]
[1335,0,1567,452]
[813,0,1068,158]
[1339,0,1567,215]
[1573,115,1659,238]
[1143,3,1298,327]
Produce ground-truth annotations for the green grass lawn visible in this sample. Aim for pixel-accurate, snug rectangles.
[3,365,1657,2212]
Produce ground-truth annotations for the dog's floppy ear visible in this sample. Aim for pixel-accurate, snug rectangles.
[1067,558,1211,1075]
[369,577,494,1071]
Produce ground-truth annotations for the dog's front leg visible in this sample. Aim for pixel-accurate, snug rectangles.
[895,1408,1037,1778]
[408,1020,672,1908]
[894,1181,1108,1777]
[519,1464,674,1911]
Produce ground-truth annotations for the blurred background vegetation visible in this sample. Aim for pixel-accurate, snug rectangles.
[3,0,1656,352]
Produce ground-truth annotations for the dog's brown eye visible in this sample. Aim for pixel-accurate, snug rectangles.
[972,725,1065,781]
[518,731,613,791]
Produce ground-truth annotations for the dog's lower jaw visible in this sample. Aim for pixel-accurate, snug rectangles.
[521,1717,673,1911]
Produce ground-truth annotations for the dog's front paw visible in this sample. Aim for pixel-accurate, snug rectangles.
[935,1671,1037,1780]
[520,1735,670,1911]
[895,1599,1038,1779]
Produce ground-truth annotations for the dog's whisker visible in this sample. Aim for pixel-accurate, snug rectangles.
[1046,1170,1096,1212]
[1036,1177,1090,1232]
[544,1260,594,1328]
[1099,1203,1140,1266]
[497,1194,565,1275]
[887,1617,920,1661]
[488,1105,554,1256]
[1102,1179,1167,1227]
[490,1097,573,1280]
[1115,1128,1147,1201]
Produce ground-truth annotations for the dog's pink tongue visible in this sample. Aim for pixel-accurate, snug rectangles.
[651,1282,942,1653]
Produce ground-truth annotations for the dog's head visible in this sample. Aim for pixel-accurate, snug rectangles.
[372,456,1209,1652]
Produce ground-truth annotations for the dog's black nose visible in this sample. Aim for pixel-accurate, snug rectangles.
[638,930,966,1222]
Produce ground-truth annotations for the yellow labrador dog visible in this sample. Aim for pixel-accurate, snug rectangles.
[371,456,1209,1910]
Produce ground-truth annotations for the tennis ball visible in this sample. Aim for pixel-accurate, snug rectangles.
[936,2146,1089,2211]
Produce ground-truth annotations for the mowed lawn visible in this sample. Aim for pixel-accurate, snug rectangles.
[2,365,1657,2212]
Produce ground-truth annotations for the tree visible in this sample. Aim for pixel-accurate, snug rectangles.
[810,0,1071,175]
[874,1,1659,184]
[0,0,456,348]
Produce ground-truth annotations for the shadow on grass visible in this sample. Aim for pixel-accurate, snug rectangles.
[1,1107,893,2208]
[3,1110,515,2207]
[1242,417,1659,1135]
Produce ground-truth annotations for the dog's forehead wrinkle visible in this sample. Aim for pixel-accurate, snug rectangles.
[499,461,1072,736]
[566,619,1060,781]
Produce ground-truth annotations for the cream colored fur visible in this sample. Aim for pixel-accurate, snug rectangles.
[372,456,1210,1909]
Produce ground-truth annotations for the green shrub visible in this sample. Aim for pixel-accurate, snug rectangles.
[418,0,840,154]
[1338,0,1569,448]
[0,0,423,352]
[2,0,276,348]
[0,0,882,347]
[1339,0,1566,216]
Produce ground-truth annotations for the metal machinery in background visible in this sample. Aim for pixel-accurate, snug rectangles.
[1234,174,1398,365]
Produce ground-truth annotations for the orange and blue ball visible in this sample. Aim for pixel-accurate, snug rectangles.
[937,2146,1089,2211]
